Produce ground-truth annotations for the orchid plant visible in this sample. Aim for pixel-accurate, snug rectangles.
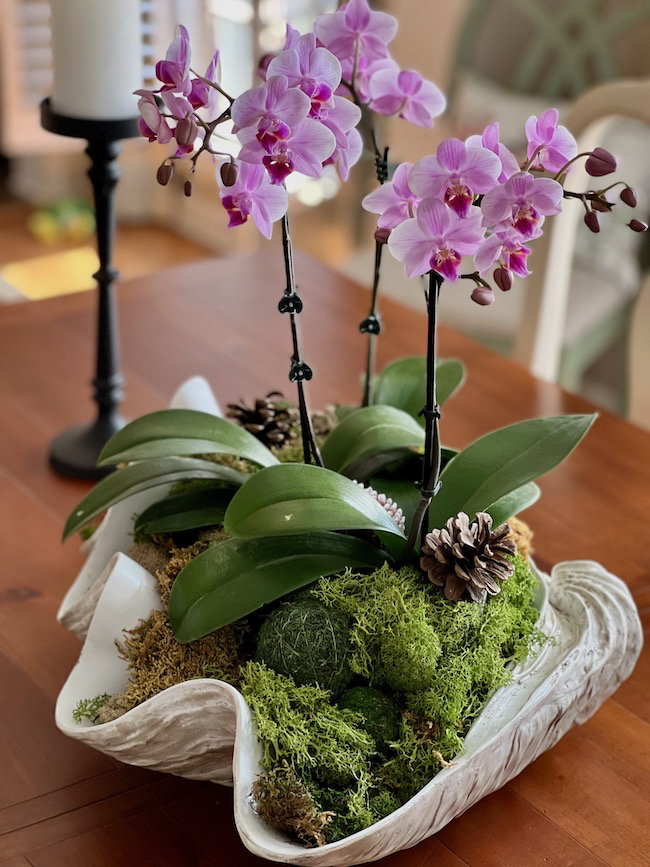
[65,0,645,639]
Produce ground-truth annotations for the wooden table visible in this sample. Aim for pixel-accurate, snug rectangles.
[0,252,648,867]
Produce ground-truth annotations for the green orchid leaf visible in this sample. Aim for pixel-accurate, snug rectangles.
[428,414,597,530]
[372,357,465,425]
[63,458,246,540]
[224,463,406,539]
[98,409,278,468]
[321,405,425,480]
[485,482,541,527]
[134,486,237,536]
[169,532,390,642]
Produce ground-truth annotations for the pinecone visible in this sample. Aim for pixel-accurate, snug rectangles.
[354,481,406,532]
[420,511,516,603]
[226,392,299,448]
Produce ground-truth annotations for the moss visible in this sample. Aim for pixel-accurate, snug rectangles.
[251,763,334,847]
[97,608,247,723]
[155,527,229,605]
[338,687,401,753]
[255,600,353,696]
[73,693,111,724]
[240,662,374,785]
[127,540,170,578]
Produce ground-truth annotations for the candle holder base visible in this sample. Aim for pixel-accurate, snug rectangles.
[49,415,128,481]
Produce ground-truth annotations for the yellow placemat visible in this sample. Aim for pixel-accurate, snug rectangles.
[1,247,99,300]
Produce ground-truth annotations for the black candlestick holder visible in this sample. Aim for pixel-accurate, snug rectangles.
[40,98,140,480]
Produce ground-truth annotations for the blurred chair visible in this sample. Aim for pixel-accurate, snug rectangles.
[512,79,650,386]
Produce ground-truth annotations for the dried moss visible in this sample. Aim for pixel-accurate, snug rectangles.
[252,763,333,847]
[155,527,229,605]
[508,515,534,560]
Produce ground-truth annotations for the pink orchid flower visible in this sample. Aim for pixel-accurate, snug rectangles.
[231,75,311,151]
[387,197,485,280]
[525,108,577,174]
[369,69,446,128]
[481,172,563,239]
[217,160,288,239]
[155,25,192,95]
[319,97,363,180]
[238,118,336,184]
[188,50,220,112]
[337,54,398,101]
[135,90,174,144]
[315,0,398,62]
[410,139,502,218]
[474,227,538,277]
[267,34,341,119]
[362,162,420,229]
[465,122,519,184]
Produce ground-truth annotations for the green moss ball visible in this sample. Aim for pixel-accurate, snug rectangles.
[380,618,441,694]
[254,600,353,696]
[338,686,401,752]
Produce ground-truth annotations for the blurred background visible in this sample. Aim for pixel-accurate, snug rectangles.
[1,0,649,422]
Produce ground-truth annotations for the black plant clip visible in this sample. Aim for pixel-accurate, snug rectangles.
[278,293,303,314]
[289,360,313,382]
[359,313,381,335]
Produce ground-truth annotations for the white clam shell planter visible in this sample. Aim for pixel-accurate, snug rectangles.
[55,378,643,866]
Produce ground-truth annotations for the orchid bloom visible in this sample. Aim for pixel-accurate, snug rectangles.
[320,97,363,180]
[525,108,577,174]
[481,172,563,239]
[217,160,288,239]
[231,75,310,150]
[369,68,446,127]
[362,162,420,229]
[238,118,337,184]
[267,34,342,119]
[188,50,220,112]
[465,122,519,184]
[474,227,537,277]
[314,0,398,62]
[155,25,191,95]
[135,90,174,144]
[337,54,398,101]
[410,139,502,218]
[387,198,485,280]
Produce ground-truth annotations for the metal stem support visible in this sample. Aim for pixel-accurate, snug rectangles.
[40,99,139,480]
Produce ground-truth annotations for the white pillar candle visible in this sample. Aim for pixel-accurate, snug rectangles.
[50,0,143,120]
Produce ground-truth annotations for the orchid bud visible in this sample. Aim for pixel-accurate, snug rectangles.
[156,162,173,186]
[175,117,198,148]
[585,147,617,177]
[620,186,638,208]
[374,227,391,244]
[184,179,192,197]
[590,197,612,213]
[493,267,512,293]
[628,219,648,232]
[584,211,600,233]
[220,160,238,187]
[471,285,494,306]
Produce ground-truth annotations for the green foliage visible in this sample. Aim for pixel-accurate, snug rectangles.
[98,408,279,468]
[310,564,442,690]
[338,687,401,753]
[427,414,597,530]
[486,481,540,527]
[63,457,246,540]
[134,485,236,537]
[240,662,375,784]
[255,600,353,696]
[223,463,406,539]
[372,357,465,424]
[72,693,111,724]
[169,531,389,642]
[320,405,425,480]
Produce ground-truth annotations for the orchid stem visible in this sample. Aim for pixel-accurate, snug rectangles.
[360,239,383,406]
[400,270,443,563]
[280,213,323,467]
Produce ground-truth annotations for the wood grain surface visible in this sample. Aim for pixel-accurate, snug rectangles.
[0,251,648,867]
